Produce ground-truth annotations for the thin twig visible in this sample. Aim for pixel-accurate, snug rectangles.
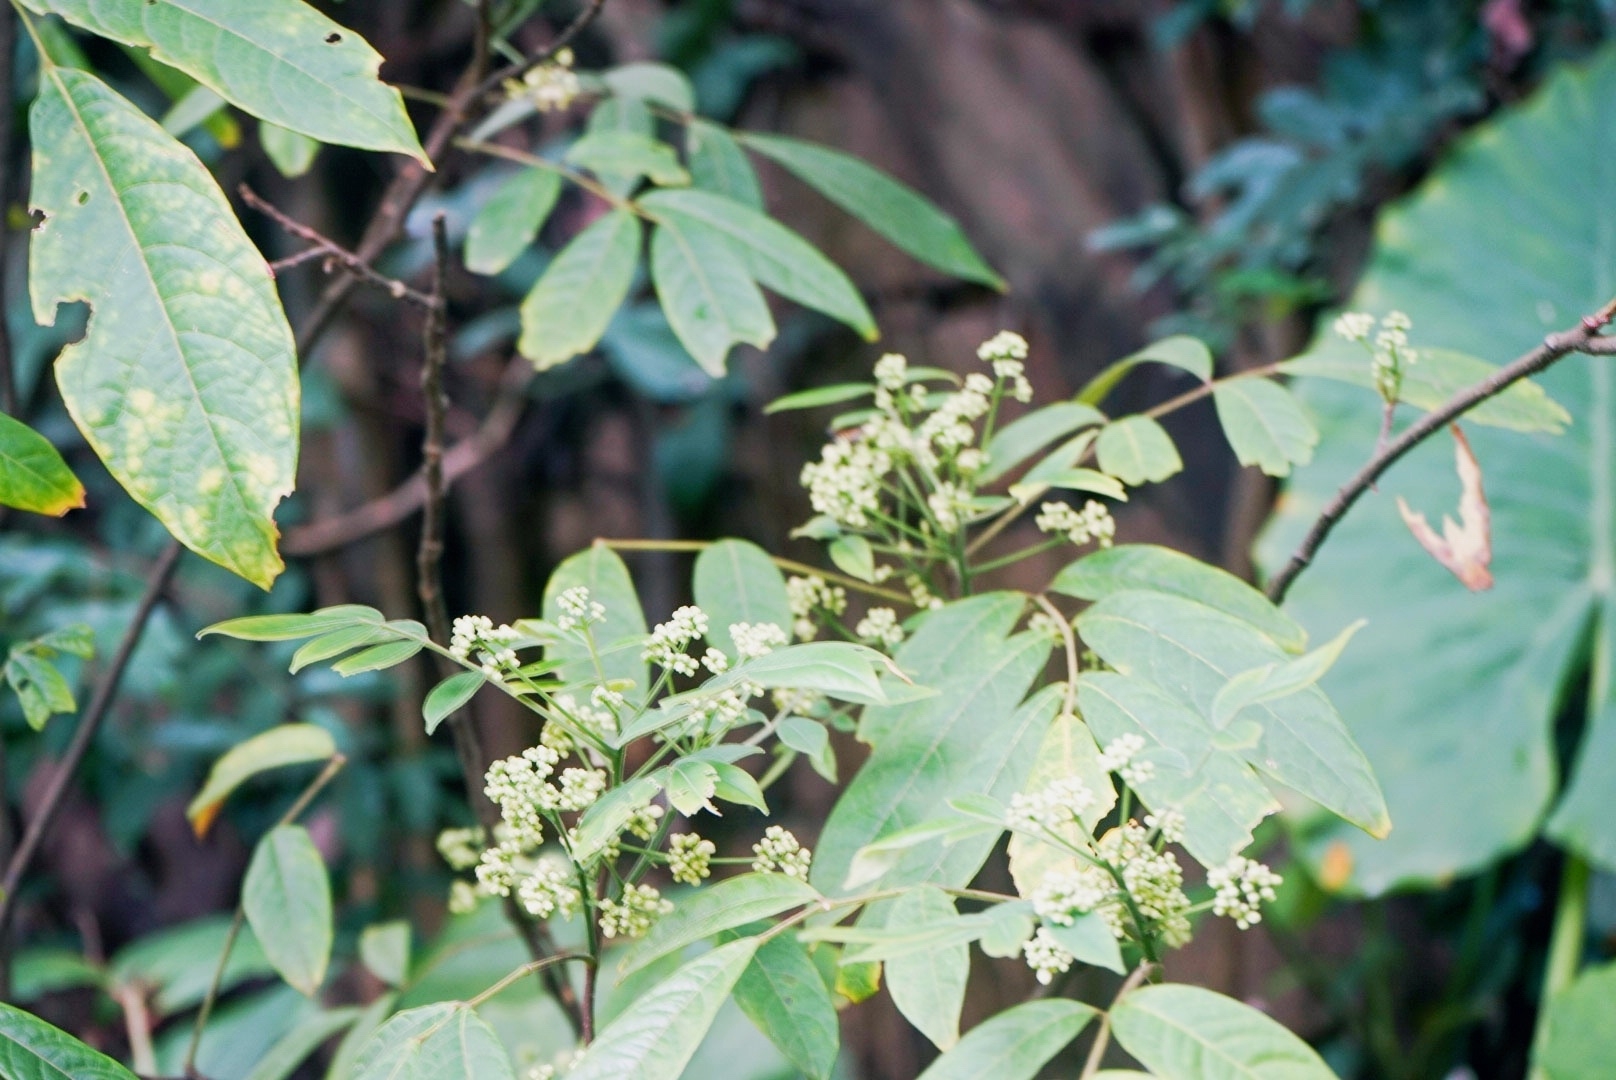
[1266,307,1616,605]
[183,754,347,1076]
[0,541,183,970]
[0,3,17,417]
[281,356,531,555]
[470,0,609,101]
[239,185,436,308]
[1077,961,1156,1080]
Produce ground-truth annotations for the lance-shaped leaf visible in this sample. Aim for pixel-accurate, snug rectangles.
[1078,335,1213,406]
[22,0,424,159]
[464,167,561,276]
[350,1003,515,1080]
[187,724,337,836]
[30,67,298,588]
[1214,377,1319,477]
[687,120,762,208]
[0,1002,139,1080]
[620,873,818,976]
[541,543,648,695]
[1110,984,1338,1080]
[243,825,333,996]
[731,934,839,1080]
[0,413,83,515]
[650,218,775,375]
[740,132,1004,289]
[915,1000,1096,1080]
[886,887,968,1050]
[1395,425,1492,590]
[518,210,642,370]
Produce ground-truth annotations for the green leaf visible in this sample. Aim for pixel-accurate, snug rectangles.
[706,642,891,705]
[242,1006,361,1080]
[424,671,487,735]
[30,67,299,588]
[1076,591,1387,838]
[1037,469,1129,502]
[1254,50,1616,891]
[650,218,774,375]
[465,168,562,276]
[638,189,876,339]
[1534,961,1616,1080]
[740,132,1004,289]
[259,122,319,179]
[979,402,1107,485]
[886,888,968,1050]
[1211,620,1365,730]
[569,938,759,1080]
[24,0,424,159]
[0,413,83,515]
[109,917,274,1016]
[662,758,719,815]
[541,545,648,696]
[764,383,874,414]
[814,595,1054,894]
[1110,984,1338,1080]
[5,652,77,730]
[570,776,661,864]
[350,1002,515,1080]
[1046,911,1125,974]
[243,825,333,996]
[1007,710,1115,893]
[1280,346,1569,433]
[603,62,695,113]
[845,816,1001,892]
[1078,673,1281,868]
[517,209,642,370]
[11,950,105,1002]
[358,921,410,987]
[619,873,818,976]
[914,1000,1097,1080]
[711,761,769,812]
[778,715,837,782]
[290,624,396,673]
[687,120,762,208]
[1052,544,1305,653]
[566,130,689,187]
[693,540,793,660]
[1078,336,1214,406]
[977,902,1036,959]
[1094,416,1183,485]
[1213,378,1319,477]
[331,638,423,676]
[828,534,877,583]
[186,724,336,835]
[0,1001,139,1079]
[731,935,839,1080]
[199,605,383,642]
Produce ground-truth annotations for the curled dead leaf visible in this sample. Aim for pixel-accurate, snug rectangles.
[1396,424,1493,591]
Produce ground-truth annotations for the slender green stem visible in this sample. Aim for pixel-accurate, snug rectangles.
[973,538,1067,575]
[469,951,592,1010]
[1528,854,1590,1080]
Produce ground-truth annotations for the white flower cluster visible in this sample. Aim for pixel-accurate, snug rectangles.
[509,48,580,112]
[1143,808,1187,845]
[927,480,975,532]
[1028,818,1192,955]
[1335,310,1417,403]
[549,689,621,744]
[598,882,673,939]
[643,605,710,676]
[1207,855,1282,929]
[801,438,893,530]
[919,374,993,452]
[855,607,905,648]
[1022,926,1075,985]
[1035,500,1116,549]
[436,826,483,871]
[787,575,848,641]
[555,585,605,632]
[978,330,1034,402]
[668,832,716,885]
[874,352,908,392]
[1097,733,1154,786]
[731,621,788,660]
[904,573,944,611]
[517,856,582,919]
[1008,775,1095,833]
[450,614,522,680]
[752,825,812,880]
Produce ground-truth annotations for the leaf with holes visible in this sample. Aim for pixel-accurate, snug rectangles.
[22,0,424,159]
[30,67,298,588]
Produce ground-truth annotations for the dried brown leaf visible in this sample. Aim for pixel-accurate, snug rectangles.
[1396,424,1493,590]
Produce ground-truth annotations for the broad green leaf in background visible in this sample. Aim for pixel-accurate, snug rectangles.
[1214,378,1319,477]
[1280,346,1569,434]
[242,1006,361,1080]
[0,1002,138,1080]
[1052,544,1306,653]
[569,938,759,1080]
[1110,984,1339,1080]
[566,130,689,187]
[1076,591,1388,838]
[687,120,763,208]
[465,168,562,276]
[650,218,775,374]
[828,534,877,583]
[30,67,299,588]
[0,413,83,515]
[23,0,425,159]
[620,873,818,976]
[259,122,319,179]
[186,723,337,836]
[350,1003,515,1080]
[602,61,696,113]
[1256,48,1616,892]
[1210,620,1365,731]
[518,210,642,370]
[243,825,333,996]
[693,539,793,656]
[914,1000,1097,1080]
[109,917,275,1016]
[979,401,1107,485]
[814,594,1053,893]
[359,922,410,987]
[731,934,839,1080]
[1079,335,1214,406]
[1095,416,1183,485]
[741,132,1005,289]
[541,544,648,694]
[638,189,877,339]
[1533,961,1616,1080]
[886,887,968,1050]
